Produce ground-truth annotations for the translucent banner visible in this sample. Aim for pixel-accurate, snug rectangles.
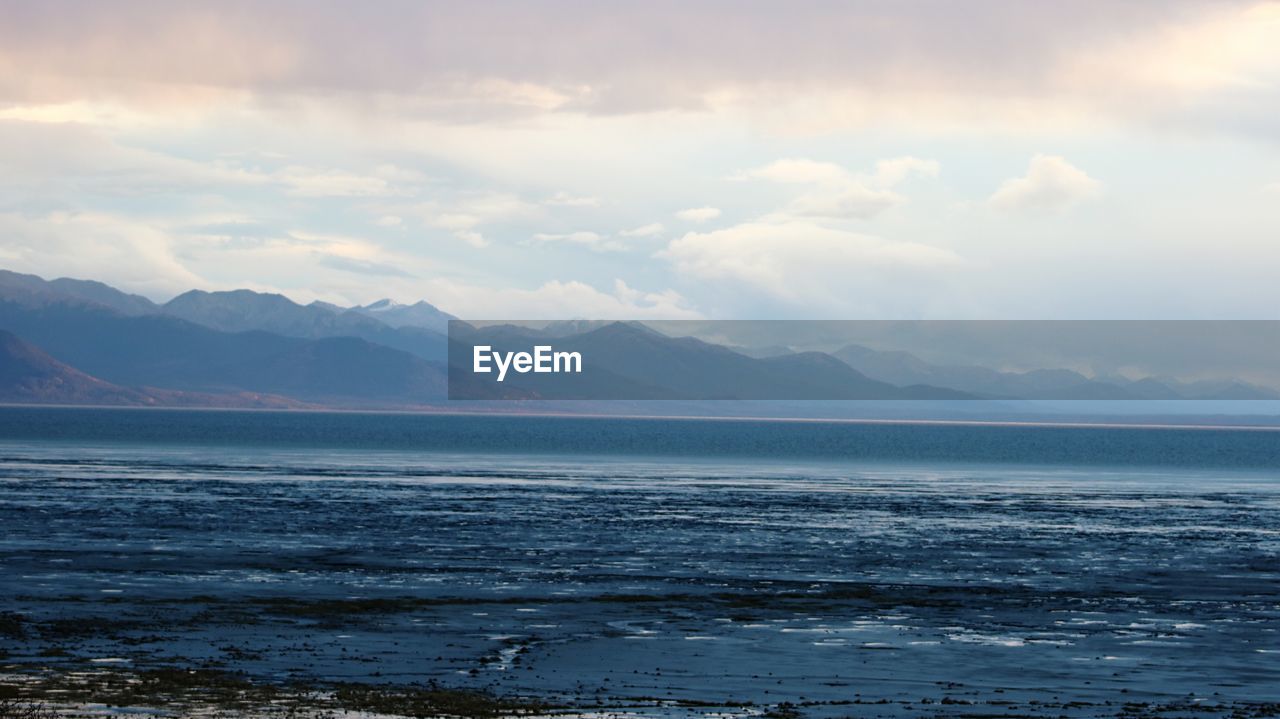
[447,320,1280,401]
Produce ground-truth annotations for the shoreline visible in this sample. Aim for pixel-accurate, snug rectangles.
[4,402,1280,432]
[6,666,1279,719]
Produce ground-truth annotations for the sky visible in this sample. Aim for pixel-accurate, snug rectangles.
[1,0,1278,320]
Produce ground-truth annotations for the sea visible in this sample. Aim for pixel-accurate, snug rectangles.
[1,407,1278,716]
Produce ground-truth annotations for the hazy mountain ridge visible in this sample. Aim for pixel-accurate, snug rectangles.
[450,321,972,400]
[0,328,151,405]
[163,289,447,362]
[0,271,448,406]
[350,298,455,333]
[0,329,307,408]
[1,269,1276,408]
[3,269,450,361]
[0,302,448,405]
[830,343,1280,401]
[1,269,155,313]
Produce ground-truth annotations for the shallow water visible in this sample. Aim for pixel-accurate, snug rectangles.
[1,409,1279,715]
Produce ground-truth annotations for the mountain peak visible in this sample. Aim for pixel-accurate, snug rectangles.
[0,269,158,316]
[167,288,295,306]
[349,297,455,333]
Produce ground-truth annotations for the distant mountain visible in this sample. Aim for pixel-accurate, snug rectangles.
[0,295,446,405]
[834,344,1141,399]
[831,343,1280,400]
[247,336,446,404]
[0,270,158,317]
[447,322,677,399]
[1119,377,1186,400]
[0,329,306,408]
[4,269,1277,408]
[163,289,446,362]
[350,298,455,333]
[536,319,666,338]
[0,272,449,363]
[731,344,796,359]
[451,322,970,400]
[46,277,158,315]
[0,328,152,405]
[1170,379,1280,400]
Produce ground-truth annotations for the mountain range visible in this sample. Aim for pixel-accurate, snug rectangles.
[2,268,1276,408]
[828,343,1280,401]
[449,322,970,400]
[0,329,308,408]
[0,270,449,406]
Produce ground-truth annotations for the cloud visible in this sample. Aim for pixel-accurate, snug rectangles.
[873,157,941,186]
[274,164,425,198]
[317,255,416,278]
[987,154,1101,212]
[275,167,394,198]
[166,228,441,303]
[739,156,938,220]
[4,1,1272,136]
[0,211,206,297]
[545,191,600,207]
[529,231,624,252]
[658,218,962,302]
[454,230,490,248]
[374,215,403,227]
[420,278,700,319]
[415,191,541,248]
[620,222,664,237]
[675,206,721,223]
[0,121,434,203]
[426,214,490,247]
[0,119,265,196]
[782,186,902,220]
[737,159,850,185]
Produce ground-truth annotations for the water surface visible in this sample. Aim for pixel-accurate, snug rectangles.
[1,408,1278,715]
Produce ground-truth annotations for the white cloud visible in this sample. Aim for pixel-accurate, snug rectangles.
[658,218,962,302]
[988,154,1101,212]
[743,156,937,189]
[737,159,850,185]
[0,119,266,195]
[6,2,1274,134]
[427,214,490,247]
[0,211,206,298]
[529,231,623,252]
[273,165,424,198]
[0,212,701,318]
[676,206,721,223]
[420,278,700,319]
[545,191,600,207]
[164,228,440,302]
[416,191,541,248]
[783,186,902,220]
[739,156,939,220]
[455,230,490,248]
[873,157,941,186]
[620,222,665,237]
[374,215,403,227]
[430,213,481,231]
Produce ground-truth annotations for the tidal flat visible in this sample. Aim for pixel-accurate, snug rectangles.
[2,413,1280,717]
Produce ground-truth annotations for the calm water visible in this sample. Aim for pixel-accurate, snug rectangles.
[1,407,1278,715]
